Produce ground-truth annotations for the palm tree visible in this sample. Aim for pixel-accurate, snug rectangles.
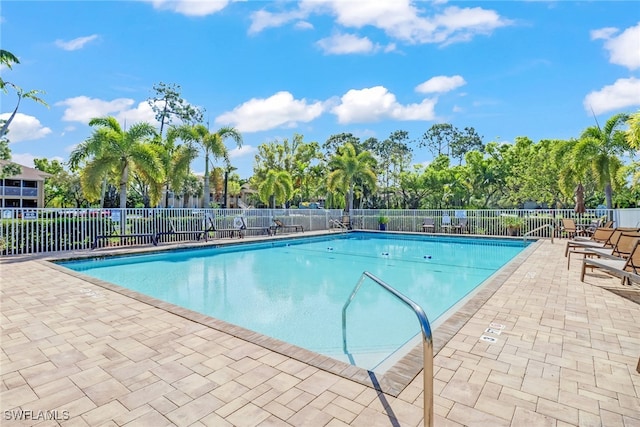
[69,116,163,208]
[625,111,640,188]
[626,110,640,149]
[0,49,48,138]
[327,143,377,212]
[161,128,200,207]
[258,170,293,208]
[170,124,242,208]
[575,113,630,209]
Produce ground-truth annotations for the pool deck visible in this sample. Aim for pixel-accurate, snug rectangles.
[1,232,639,426]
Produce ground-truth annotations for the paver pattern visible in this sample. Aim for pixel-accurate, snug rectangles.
[1,237,639,426]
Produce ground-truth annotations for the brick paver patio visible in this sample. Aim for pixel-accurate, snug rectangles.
[1,236,639,426]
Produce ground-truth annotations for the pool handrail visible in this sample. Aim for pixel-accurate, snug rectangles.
[523,223,555,244]
[342,271,433,427]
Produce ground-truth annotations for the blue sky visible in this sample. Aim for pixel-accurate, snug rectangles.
[1,1,639,179]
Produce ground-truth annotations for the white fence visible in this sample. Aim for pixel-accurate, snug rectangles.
[1,207,637,256]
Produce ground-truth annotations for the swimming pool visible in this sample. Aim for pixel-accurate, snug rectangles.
[59,232,529,372]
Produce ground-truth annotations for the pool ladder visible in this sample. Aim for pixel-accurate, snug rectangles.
[342,271,434,427]
[329,218,348,232]
[523,223,555,244]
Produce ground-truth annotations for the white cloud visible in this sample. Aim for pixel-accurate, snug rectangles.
[0,113,52,142]
[10,153,37,168]
[229,145,256,159]
[116,102,158,126]
[56,96,134,123]
[416,75,466,94]
[249,8,308,34]
[144,0,230,17]
[431,6,509,46]
[590,27,618,40]
[55,97,157,126]
[331,86,436,123]
[316,33,379,55]
[294,21,314,31]
[591,22,640,70]
[215,91,325,132]
[11,152,64,168]
[583,77,640,115]
[54,35,98,51]
[251,0,511,47]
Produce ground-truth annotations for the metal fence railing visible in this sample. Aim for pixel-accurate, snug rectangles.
[350,208,623,236]
[1,207,635,256]
[0,208,343,256]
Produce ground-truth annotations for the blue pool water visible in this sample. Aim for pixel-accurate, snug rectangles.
[59,232,528,372]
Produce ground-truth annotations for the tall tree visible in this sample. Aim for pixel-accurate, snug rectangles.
[369,130,413,208]
[505,138,564,208]
[323,133,364,155]
[626,110,640,149]
[34,158,67,207]
[327,143,377,212]
[0,49,48,139]
[69,116,164,208]
[253,134,324,205]
[450,126,484,165]
[624,111,640,188]
[398,165,431,209]
[0,135,20,178]
[147,82,204,137]
[575,113,631,209]
[160,128,200,207]
[258,170,293,208]
[419,123,455,157]
[170,124,242,208]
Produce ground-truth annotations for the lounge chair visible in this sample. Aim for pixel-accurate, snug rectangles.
[441,215,453,233]
[200,214,242,239]
[237,217,272,237]
[569,231,640,269]
[581,218,603,236]
[565,227,616,257]
[272,218,304,234]
[565,228,640,268]
[581,238,640,285]
[455,218,469,234]
[560,218,585,239]
[590,231,640,258]
[156,218,207,242]
[565,227,639,258]
[92,231,157,249]
[421,218,435,233]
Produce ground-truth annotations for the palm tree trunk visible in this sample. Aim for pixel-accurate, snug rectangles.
[202,150,210,208]
[0,94,21,138]
[347,183,354,212]
[605,183,613,209]
[100,176,107,208]
[119,165,129,208]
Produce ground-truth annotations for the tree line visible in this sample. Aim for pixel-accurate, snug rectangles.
[1,49,638,211]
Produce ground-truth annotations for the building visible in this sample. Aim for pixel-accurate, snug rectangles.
[0,161,50,208]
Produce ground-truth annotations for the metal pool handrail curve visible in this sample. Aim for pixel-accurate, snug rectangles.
[523,223,556,244]
[341,271,434,427]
